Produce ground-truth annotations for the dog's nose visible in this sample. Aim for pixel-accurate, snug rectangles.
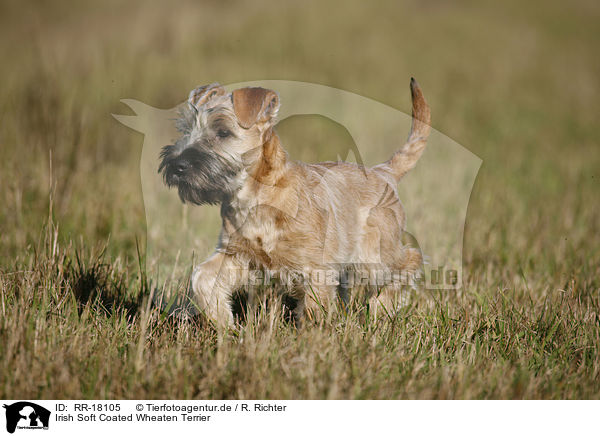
[173,160,190,175]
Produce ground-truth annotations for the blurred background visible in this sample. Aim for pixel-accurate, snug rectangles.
[0,0,598,289]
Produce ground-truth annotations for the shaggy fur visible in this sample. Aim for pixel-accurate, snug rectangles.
[159,80,431,327]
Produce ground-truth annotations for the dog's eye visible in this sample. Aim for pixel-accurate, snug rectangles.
[217,129,231,138]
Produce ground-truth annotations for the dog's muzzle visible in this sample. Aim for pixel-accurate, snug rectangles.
[159,145,240,205]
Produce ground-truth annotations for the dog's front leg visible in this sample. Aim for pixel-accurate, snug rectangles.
[191,252,247,328]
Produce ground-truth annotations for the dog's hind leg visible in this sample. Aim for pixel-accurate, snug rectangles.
[368,247,423,319]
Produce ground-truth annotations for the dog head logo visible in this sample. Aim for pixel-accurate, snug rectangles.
[114,80,481,314]
[3,402,50,433]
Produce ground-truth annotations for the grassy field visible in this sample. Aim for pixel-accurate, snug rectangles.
[1,0,599,399]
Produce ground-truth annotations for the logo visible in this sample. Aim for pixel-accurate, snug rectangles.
[2,402,50,434]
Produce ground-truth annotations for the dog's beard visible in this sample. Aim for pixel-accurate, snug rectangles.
[159,145,240,205]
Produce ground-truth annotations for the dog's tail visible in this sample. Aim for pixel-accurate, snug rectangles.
[378,78,431,182]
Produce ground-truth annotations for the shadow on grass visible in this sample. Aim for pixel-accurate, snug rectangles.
[67,248,145,320]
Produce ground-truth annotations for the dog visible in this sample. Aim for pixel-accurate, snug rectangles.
[159,78,431,327]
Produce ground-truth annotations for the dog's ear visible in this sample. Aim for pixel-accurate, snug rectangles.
[188,83,225,110]
[232,87,280,129]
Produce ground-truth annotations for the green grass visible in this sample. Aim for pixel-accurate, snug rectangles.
[1,0,599,399]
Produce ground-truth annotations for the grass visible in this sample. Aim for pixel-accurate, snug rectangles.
[1,0,599,399]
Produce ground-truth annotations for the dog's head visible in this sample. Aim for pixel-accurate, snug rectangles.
[159,83,281,205]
